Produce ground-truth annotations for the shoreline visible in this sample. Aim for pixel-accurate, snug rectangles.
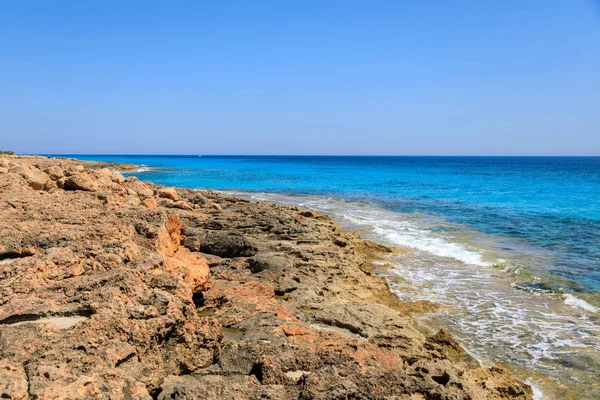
[0,155,533,399]
[231,190,600,399]
[229,190,600,308]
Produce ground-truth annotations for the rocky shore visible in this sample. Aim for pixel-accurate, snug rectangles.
[0,155,532,399]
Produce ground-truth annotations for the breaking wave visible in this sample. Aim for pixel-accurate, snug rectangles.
[563,294,599,313]
[229,191,600,398]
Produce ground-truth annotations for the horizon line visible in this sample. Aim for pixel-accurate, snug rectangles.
[30,153,600,158]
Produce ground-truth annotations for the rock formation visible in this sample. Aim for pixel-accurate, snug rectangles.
[0,155,532,399]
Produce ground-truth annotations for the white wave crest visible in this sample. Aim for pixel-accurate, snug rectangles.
[235,191,492,267]
[123,165,154,174]
[341,213,491,267]
[562,294,599,313]
[525,378,548,400]
[227,190,600,396]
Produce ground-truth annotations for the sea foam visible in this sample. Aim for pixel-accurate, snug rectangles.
[135,165,153,173]
[525,378,548,400]
[341,212,491,267]
[230,191,600,397]
[562,294,599,313]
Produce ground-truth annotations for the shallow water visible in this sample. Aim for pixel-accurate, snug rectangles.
[58,154,600,398]
[9,316,88,330]
[236,193,600,399]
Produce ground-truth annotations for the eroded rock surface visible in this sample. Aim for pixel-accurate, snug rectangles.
[0,155,532,399]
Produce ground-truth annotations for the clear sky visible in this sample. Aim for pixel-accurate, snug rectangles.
[1,1,599,155]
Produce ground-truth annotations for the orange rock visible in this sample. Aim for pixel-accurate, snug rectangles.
[158,187,179,201]
[14,164,49,190]
[63,173,98,192]
[0,360,28,400]
[156,214,182,257]
[165,247,210,292]
[123,178,153,197]
[140,198,157,209]
[155,214,209,292]
[351,344,401,371]
[111,171,126,183]
[0,156,534,400]
[173,200,194,211]
[45,165,64,180]
[281,324,311,336]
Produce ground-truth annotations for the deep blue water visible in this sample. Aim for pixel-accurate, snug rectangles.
[59,155,600,293]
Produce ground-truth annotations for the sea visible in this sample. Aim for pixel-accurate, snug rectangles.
[59,155,600,399]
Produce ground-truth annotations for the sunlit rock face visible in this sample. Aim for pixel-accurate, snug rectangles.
[0,155,531,400]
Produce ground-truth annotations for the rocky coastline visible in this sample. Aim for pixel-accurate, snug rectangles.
[0,155,532,399]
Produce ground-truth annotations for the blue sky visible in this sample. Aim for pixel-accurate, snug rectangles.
[1,1,599,155]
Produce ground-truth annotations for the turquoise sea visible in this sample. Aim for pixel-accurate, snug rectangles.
[61,155,600,398]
